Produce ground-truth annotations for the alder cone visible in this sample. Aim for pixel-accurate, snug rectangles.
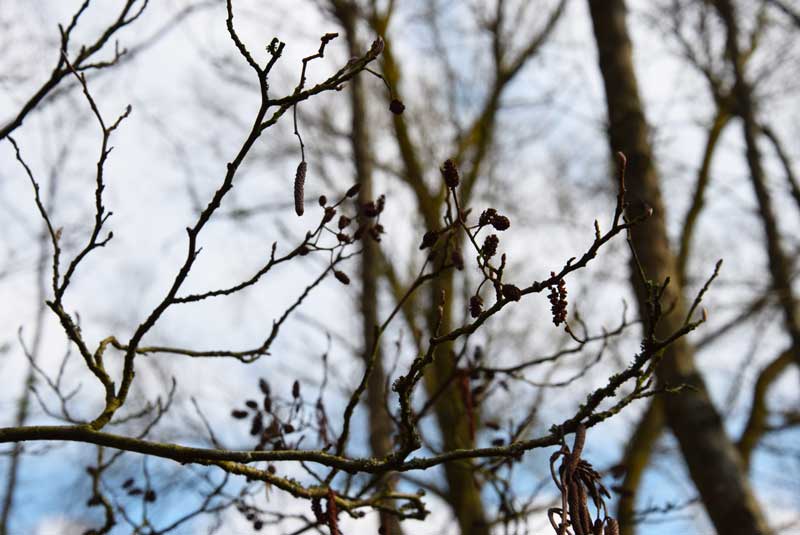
[419,230,438,250]
[389,99,405,115]
[501,284,522,302]
[469,295,483,318]
[441,159,460,188]
[491,215,510,231]
[482,234,499,258]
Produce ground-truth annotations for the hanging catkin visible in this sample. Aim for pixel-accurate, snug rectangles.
[294,161,307,216]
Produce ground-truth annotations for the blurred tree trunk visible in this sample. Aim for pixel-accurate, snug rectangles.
[424,275,490,535]
[352,2,564,530]
[384,51,491,534]
[712,0,800,363]
[618,100,732,535]
[712,0,800,477]
[0,262,44,535]
[373,19,491,535]
[586,1,770,533]
[0,153,61,535]
[329,3,403,534]
[615,397,663,534]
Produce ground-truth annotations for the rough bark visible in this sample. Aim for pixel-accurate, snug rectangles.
[587,1,770,533]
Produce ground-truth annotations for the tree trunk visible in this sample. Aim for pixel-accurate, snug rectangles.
[332,4,404,533]
[616,397,663,535]
[0,157,57,535]
[373,19,491,534]
[586,1,770,533]
[425,274,490,535]
[712,0,800,363]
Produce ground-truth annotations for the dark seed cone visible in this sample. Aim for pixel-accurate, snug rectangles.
[419,230,438,250]
[502,284,522,302]
[469,295,483,318]
[294,161,307,216]
[482,234,499,259]
[491,215,510,231]
[479,208,497,227]
[389,99,405,115]
[292,380,301,399]
[361,201,379,218]
[441,159,460,188]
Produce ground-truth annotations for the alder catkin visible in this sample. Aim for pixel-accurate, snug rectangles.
[294,161,307,216]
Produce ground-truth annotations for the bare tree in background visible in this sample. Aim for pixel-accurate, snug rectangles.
[588,0,800,533]
[4,1,798,534]
[314,2,574,532]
